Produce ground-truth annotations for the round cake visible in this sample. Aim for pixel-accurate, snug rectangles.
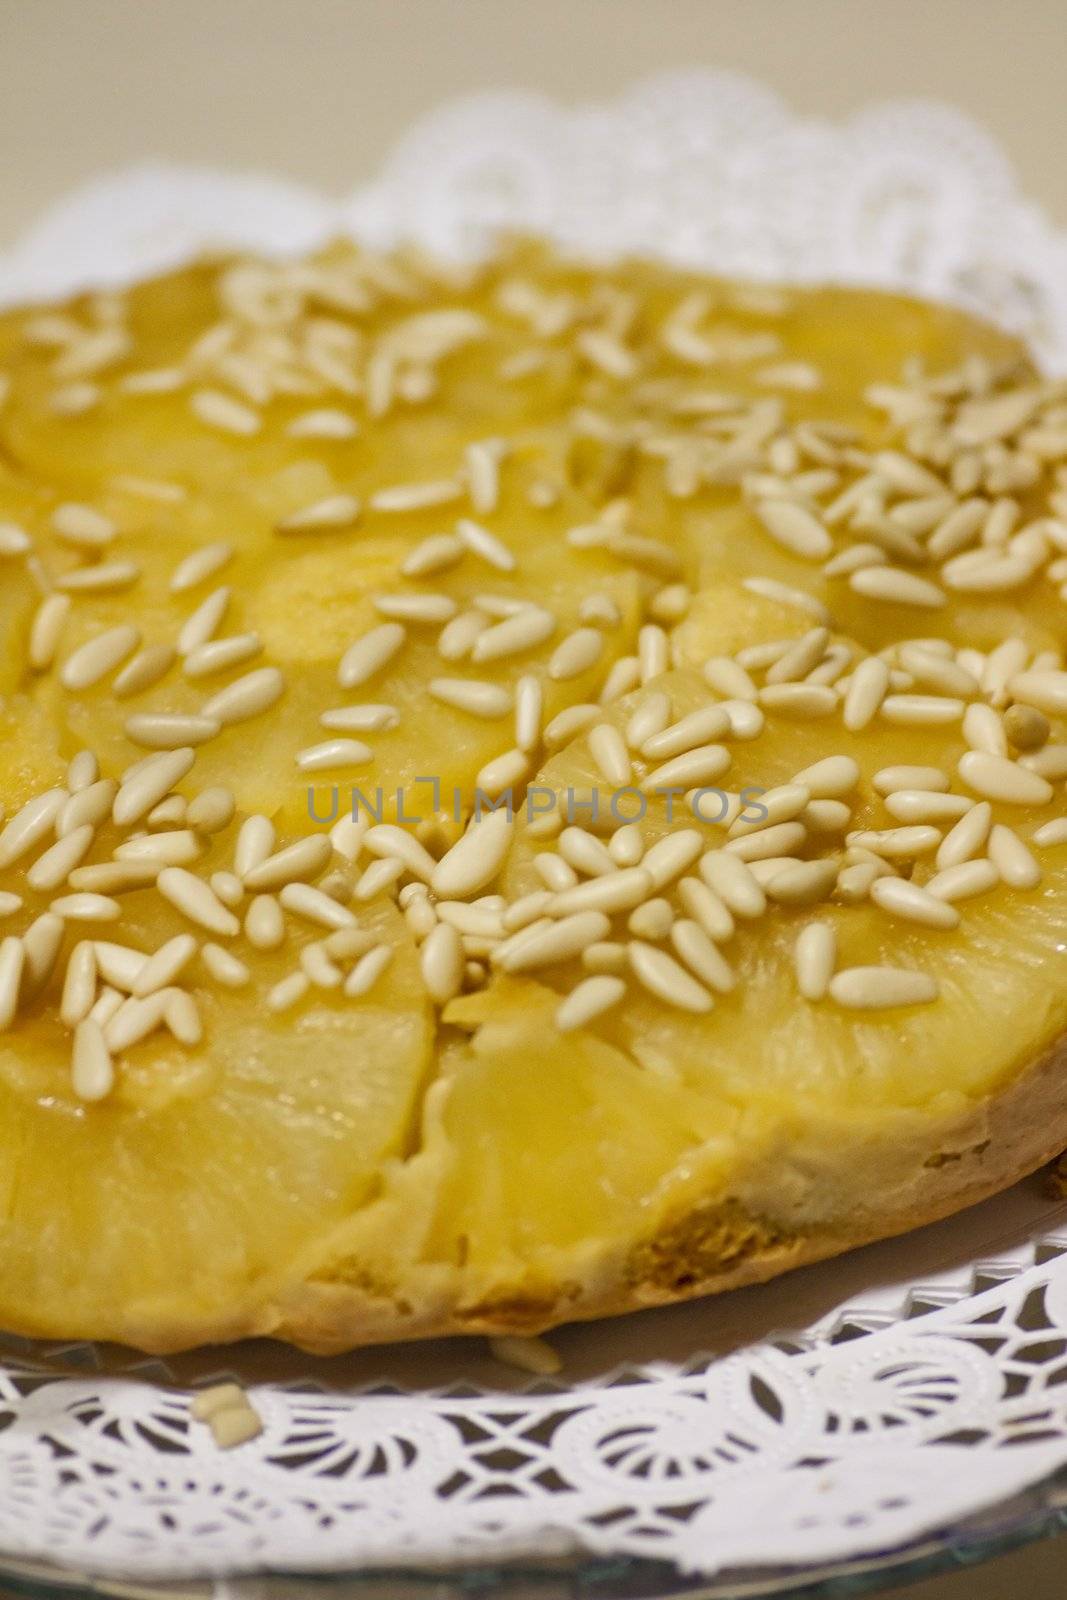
[0,241,1065,1352]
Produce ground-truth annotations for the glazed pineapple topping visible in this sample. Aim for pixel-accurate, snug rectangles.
[6,237,1067,1362]
[2,614,1067,1090]
[1,243,1067,1111]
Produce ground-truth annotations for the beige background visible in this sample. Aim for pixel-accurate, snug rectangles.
[2,2,1067,1596]
[1,0,1067,247]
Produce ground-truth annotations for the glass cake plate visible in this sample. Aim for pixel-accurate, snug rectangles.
[2,70,1067,1599]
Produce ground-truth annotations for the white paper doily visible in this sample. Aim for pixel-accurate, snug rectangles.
[3,71,1067,1590]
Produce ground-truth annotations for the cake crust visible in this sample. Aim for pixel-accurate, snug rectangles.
[261,1030,1067,1355]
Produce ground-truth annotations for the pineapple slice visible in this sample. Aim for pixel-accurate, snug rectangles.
[22,487,641,830]
[499,663,1067,1119]
[0,238,1066,1352]
[0,577,39,699]
[0,255,648,830]
[314,660,1067,1341]
[0,737,432,1347]
[0,978,430,1348]
[0,697,67,811]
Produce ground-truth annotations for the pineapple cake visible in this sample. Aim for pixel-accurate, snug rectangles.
[0,240,1067,1352]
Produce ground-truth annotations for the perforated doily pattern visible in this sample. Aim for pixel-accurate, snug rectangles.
[1,1219,1067,1581]
[2,73,1067,1584]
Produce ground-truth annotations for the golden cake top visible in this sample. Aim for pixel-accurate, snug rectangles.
[1,240,1067,1350]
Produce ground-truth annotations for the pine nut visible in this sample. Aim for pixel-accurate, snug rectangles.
[957,751,1053,806]
[628,939,713,1012]
[794,921,836,1000]
[829,966,939,1010]
[279,882,356,930]
[157,868,240,936]
[870,877,960,928]
[71,1018,114,1101]
[925,859,1000,901]
[555,975,626,1032]
[988,823,1042,888]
